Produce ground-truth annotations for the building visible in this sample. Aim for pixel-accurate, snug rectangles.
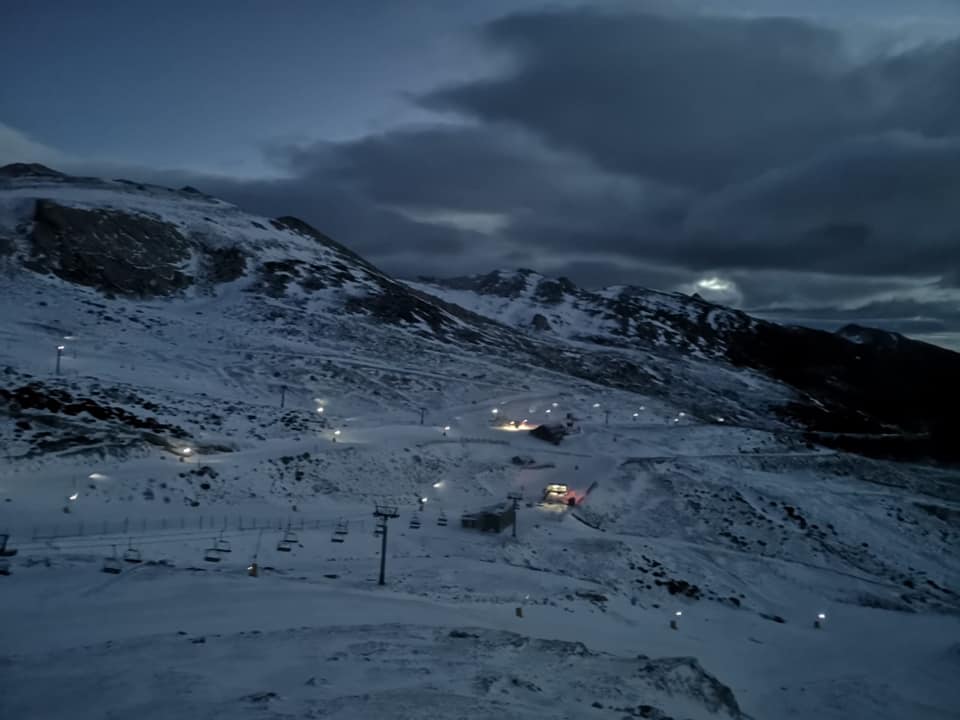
[461,503,516,533]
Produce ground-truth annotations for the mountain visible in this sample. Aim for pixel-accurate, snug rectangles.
[2,165,959,720]
[413,270,960,461]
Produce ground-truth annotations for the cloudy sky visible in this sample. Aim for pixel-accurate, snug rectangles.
[3,0,960,348]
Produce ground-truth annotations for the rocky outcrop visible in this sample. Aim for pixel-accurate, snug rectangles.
[531,313,551,331]
[0,163,65,179]
[26,199,192,296]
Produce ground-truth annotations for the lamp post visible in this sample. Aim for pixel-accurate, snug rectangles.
[56,345,65,375]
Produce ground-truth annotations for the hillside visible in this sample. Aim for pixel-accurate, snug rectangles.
[1,165,958,720]
[413,270,960,460]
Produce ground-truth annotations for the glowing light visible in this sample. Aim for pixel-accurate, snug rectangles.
[57,345,65,351]
[640,405,645,411]
[496,421,539,432]
[679,412,686,417]
[817,612,826,620]
[675,610,683,617]
[552,402,558,408]
[545,409,551,414]
[181,447,193,456]
[491,408,499,414]
[443,425,451,432]
[592,403,600,408]
[420,497,428,504]
[316,407,324,414]
[697,276,732,292]
[333,430,341,436]
[717,417,725,423]
[632,412,639,418]
[432,481,443,488]
[68,492,79,501]
[88,473,106,481]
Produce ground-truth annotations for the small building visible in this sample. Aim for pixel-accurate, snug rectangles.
[461,503,516,533]
[543,483,569,503]
[530,423,567,445]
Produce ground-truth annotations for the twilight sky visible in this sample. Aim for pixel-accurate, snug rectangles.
[2,0,960,347]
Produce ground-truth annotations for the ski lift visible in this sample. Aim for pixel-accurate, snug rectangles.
[437,513,448,527]
[409,516,421,530]
[276,538,292,552]
[214,532,231,553]
[123,538,143,564]
[283,527,299,544]
[0,534,18,558]
[102,545,122,574]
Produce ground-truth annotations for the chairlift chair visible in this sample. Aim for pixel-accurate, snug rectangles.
[203,540,222,562]
[102,546,123,574]
[330,532,345,544]
[409,517,421,530]
[283,528,299,544]
[276,539,292,552]
[437,513,448,527]
[215,533,232,553]
[334,520,349,536]
[123,544,143,564]
[0,533,18,557]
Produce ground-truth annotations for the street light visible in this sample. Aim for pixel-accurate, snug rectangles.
[443,425,450,436]
[56,345,65,375]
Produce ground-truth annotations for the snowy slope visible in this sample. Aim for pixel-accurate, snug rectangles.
[2,165,959,720]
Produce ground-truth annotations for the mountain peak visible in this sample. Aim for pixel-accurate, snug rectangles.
[0,162,66,179]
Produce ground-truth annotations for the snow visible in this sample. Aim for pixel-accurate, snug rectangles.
[2,175,959,719]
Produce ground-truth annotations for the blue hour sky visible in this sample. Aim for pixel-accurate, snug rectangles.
[3,0,960,346]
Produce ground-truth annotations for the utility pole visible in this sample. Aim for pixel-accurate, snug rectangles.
[507,491,522,539]
[280,385,286,409]
[419,407,426,425]
[56,345,64,375]
[373,504,399,585]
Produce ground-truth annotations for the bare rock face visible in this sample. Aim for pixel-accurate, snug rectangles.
[26,199,192,296]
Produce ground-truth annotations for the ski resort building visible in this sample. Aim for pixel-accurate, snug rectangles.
[460,503,516,533]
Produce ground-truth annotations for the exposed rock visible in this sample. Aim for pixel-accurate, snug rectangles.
[531,313,551,331]
[26,200,192,296]
[0,163,66,179]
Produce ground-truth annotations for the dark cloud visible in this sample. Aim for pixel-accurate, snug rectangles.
[422,10,960,189]
[68,5,960,349]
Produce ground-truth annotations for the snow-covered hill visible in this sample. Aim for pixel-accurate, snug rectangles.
[1,164,958,720]
[410,269,756,359]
